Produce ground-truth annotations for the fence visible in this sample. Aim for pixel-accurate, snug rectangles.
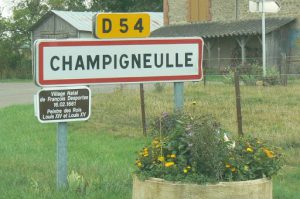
[203,55,300,76]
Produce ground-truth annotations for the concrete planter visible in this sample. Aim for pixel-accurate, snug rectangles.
[132,176,272,199]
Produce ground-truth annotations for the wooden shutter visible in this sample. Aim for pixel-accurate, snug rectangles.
[189,0,210,22]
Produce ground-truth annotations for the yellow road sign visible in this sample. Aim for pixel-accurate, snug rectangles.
[93,13,150,39]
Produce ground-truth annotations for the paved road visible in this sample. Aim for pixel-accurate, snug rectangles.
[0,82,39,108]
[0,82,155,108]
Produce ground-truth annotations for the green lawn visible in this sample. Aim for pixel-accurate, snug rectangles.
[1,82,300,198]
[0,105,147,198]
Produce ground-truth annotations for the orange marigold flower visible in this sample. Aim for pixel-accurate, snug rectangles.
[165,161,175,167]
[263,148,275,158]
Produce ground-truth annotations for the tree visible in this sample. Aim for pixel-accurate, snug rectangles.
[10,1,47,45]
[89,0,163,12]
[48,0,87,11]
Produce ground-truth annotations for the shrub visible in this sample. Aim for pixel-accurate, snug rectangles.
[135,112,283,184]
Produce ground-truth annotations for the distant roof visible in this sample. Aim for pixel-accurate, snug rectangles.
[151,17,296,38]
[31,10,163,32]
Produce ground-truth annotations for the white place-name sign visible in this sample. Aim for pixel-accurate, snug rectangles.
[34,37,203,86]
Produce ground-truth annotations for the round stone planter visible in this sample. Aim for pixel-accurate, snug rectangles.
[132,176,272,199]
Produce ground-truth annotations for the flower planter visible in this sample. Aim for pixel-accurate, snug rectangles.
[132,176,272,199]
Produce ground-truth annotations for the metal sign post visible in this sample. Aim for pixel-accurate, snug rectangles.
[262,0,266,77]
[57,122,68,188]
[249,0,281,77]
[174,82,184,111]
[34,86,91,188]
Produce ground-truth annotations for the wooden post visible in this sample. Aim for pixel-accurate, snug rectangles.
[234,70,243,137]
[204,41,212,87]
[140,84,147,136]
[236,37,249,66]
[281,53,288,86]
[203,66,207,87]
[217,47,221,71]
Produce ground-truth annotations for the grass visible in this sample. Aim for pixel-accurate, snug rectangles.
[0,105,148,198]
[0,82,300,198]
[0,79,32,83]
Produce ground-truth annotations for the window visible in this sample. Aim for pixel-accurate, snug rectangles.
[189,0,211,22]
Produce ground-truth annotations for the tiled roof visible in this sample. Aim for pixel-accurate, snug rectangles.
[151,17,296,38]
[31,10,163,32]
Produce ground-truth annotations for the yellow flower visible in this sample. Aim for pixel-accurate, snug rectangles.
[170,154,176,158]
[152,139,159,146]
[225,163,231,168]
[187,166,191,169]
[137,162,142,167]
[263,148,275,158]
[183,169,188,173]
[142,148,149,157]
[246,147,254,153]
[135,160,142,168]
[165,161,175,167]
[231,167,237,172]
[143,151,149,157]
[158,156,165,162]
[257,140,262,144]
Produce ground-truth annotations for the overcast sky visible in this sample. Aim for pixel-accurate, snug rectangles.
[0,0,19,18]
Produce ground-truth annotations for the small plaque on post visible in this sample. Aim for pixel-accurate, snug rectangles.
[35,86,91,123]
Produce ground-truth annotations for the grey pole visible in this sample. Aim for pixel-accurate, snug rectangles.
[262,0,266,77]
[57,122,68,189]
[174,82,184,111]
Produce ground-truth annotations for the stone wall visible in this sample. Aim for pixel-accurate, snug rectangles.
[166,0,189,24]
[211,0,236,21]
[166,0,300,24]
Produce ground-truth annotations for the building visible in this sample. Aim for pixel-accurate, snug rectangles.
[30,10,163,41]
[152,0,300,73]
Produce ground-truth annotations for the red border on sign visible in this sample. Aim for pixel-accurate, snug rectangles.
[37,38,203,86]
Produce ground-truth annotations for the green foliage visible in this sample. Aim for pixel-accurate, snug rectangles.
[188,115,231,181]
[222,64,282,86]
[89,0,163,12]
[0,0,48,79]
[154,83,165,92]
[135,112,283,184]
[263,67,281,86]
[48,0,87,11]
[224,136,283,181]
[67,170,89,195]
